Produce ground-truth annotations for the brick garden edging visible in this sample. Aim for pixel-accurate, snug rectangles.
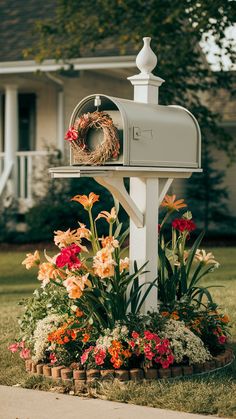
[25,347,234,391]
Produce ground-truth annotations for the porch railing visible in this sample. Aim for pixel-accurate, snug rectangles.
[0,150,59,206]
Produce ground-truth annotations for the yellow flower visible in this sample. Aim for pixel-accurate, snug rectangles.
[71,192,99,210]
[22,250,40,269]
[38,262,63,287]
[194,249,219,266]
[77,223,91,240]
[96,207,117,223]
[161,194,187,211]
[63,273,90,299]
[119,257,129,273]
[101,236,119,250]
[94,262,115,279]
[54,228,89,252]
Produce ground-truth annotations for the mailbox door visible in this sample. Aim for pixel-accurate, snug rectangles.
[125,103,199,168]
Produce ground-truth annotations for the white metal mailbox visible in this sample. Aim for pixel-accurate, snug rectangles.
[69,94,201,168]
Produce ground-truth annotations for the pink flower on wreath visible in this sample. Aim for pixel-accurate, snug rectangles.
[218,335,227,344]
[64,126,78,142]
[144,330,155,340]
[56,244,82,269]
[172,218,196,233]
[19,348,31,359]
[131,331,139,339]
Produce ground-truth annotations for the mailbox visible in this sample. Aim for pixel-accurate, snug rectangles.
[69,94,201,169]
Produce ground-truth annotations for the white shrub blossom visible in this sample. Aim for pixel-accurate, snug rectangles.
[32,314,67,362]
[160,319,211,365]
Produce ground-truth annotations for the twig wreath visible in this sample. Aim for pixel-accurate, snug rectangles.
[65,111,120,165]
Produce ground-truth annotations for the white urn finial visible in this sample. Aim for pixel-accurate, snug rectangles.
[136,37,157,75]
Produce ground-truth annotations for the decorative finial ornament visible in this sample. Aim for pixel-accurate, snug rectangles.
[136,37,157,75]
[128,36,165,104]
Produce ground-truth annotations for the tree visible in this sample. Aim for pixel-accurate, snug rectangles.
[28,0,236,156]
[186,145,236,235]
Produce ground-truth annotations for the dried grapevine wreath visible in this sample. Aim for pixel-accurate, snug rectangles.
[64,111,120,165]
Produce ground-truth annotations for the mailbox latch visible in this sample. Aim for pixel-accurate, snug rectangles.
[133,127,153,141]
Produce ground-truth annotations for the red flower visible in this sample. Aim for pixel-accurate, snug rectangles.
[172,218,196,233]
[56,244,82,269]
[218,335,227,344]
[94,349,106,366]
[64,127,78,142]
[131,331,139,339]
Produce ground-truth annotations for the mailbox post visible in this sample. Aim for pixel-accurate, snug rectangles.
[49,37,202,313]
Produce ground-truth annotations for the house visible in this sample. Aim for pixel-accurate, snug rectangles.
[0,0,235,231]
[0,0,136,214]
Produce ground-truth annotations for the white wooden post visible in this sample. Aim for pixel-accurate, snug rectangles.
[128,37,166,312]
[57,90,65,153]
[4,84,19,196]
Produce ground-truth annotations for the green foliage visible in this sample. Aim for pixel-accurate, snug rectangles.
[18,285,71,345]
[25,177,128,243]
[158,198,220,307]
[29,0,236,157]
[186,147,236,235]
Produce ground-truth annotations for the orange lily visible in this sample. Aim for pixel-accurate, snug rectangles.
[71,192,99,210]
[96,207,117,223]
[161,194,187,212]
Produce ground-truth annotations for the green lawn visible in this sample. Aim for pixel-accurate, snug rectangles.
[0,247,236,417]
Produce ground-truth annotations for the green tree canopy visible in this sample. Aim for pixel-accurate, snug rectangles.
[30,0,236,156]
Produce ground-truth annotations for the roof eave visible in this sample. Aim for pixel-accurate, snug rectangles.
[0,56,136,75]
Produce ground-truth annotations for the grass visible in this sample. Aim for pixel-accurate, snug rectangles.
[0,247,236,417]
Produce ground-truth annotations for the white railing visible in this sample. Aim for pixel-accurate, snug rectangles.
[0,150,59,206]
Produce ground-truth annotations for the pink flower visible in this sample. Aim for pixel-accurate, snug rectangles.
[218,335,227,344]
[161,359,171,369]
[144,344,154,360]
[64,127,78,142]
[81,346,94,365]
[131,331,139,339]
[56,244,82,269]
[129,340,135,349]
[49,353,57,364]
[144,330,155,340]
[19,348,31,359]
[94,349,106,366]
[8,343,19,353]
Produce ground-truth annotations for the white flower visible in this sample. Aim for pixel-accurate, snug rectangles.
[160,319,211,365]
[32,314,67,362]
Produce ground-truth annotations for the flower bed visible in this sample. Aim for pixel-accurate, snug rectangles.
[9,193,232,379]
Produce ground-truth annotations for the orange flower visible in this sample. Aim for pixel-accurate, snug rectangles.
[101,236,119,249]
[221,314,230,324]
[75,308,84,318]
[96,207,117,224]
[71,192,99,210]
[37,262,62,287]
[161,311,170,317]
[161,194,187,212]
[170,311,179,320]
[119,257,129,273]
[82,333,90,343]
[122,349,132,359]
[22,250,40,269]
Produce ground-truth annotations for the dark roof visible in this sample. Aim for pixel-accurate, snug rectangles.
[0,0,56,62]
